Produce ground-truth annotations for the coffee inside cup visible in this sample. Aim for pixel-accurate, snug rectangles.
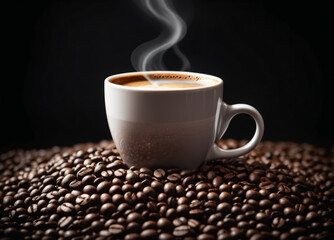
[109,73,218,90]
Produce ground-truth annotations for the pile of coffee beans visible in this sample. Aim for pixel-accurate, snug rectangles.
[0,140,333,240]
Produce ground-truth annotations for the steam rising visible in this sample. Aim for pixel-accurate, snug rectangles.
[131,0,190,72]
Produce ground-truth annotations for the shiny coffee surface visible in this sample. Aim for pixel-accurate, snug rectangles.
[122,80,201,89]
[110,72,218,90]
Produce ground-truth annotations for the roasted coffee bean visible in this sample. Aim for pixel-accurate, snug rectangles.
[151,181,163,192]
[284,207,297,218]
[100,203,116,216]
[246,190,262,200]
[255,212,271,223]
[196,183,209,192]
[142,220,157,230]
[77,167,93,178]
[198,233,216,240]
[112,193,124,205]
[305,211,320,222]
[164,182,176,195]
[219,191,232,202]
[60,202,75,214]
[259,199,272,209]
[58,216,74,228]
[189,209,204,219]
[109,224,125,236]
[212,176,223,187]
[187,218,200,229]
[158,233,174,240]
[279,197,293,208]
[127,221,141,233]
[176,204,189,215]
[97,181,112,193]
[127,212,144,223]
[167,173,181,182]
[1,140,334,239]
[143,186,156,198]
[173,225,190,237]
[157,217,173,232]
[153,169,166,178]
[126,171,140,184]
[124,191,137,205]
[217,202,232,213]
[272,217,285,229]
[124,233,141,240]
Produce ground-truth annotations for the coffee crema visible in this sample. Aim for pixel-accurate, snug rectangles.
[122,80,202,89]
[110,73,218,90]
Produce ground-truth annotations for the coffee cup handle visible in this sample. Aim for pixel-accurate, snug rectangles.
[205,99,264,160]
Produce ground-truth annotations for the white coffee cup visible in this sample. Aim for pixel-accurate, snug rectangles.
[105,71,264,169]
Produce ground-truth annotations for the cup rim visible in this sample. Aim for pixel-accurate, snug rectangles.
[105,71,223,92]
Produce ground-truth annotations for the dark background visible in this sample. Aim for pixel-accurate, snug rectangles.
[1,0,333,152]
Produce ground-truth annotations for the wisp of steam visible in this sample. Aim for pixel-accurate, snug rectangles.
[131,0,190,74]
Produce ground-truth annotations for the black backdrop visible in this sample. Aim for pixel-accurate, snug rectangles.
[1,0,333,152]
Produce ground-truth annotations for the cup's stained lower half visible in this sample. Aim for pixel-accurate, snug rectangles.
[108,117,216,169]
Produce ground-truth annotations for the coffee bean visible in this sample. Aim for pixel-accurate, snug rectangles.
[69,180,82,189]
[58,216,73,228]
[259,199,272,209]
[249,172,261,183]
[305,211,320,222]
[60,202,75,214]
[196,183,209,192]
[45,203,57,214]
[176,204,189,215]
[207,192,219,201]
[140,229,158,239]
[100,203,116,216]
[166,173,180,182]
[42,184,55,193]
[183,176,195,186]
[109,224,125,236]
[272,217,285,229]
[164,182,176,196]
[27,203,39,214]
[124,192,137,205]
[126,172,140,184]
[1,141,334,240]
[127,212,144,224]
[153,169,165,179]
[279,198,293,208]
[97,181,112,193]
[212,176,223,188]
[157,217,172,231]
[246,190,262,200]
[76,194,91,207]
[207,213,222,225]
[77,168,93,178]
[189,209,204,219]
[203,224,218,234]
[112,194,124,205]
[158,233,174,240]
[124,233,141,240]
[151,181,163,192]
[143,186,156,198]
[142,220,157,230]
[173,225,190,237]
[283,207,297,218]
[61,174,76,187]
[115,168,126,178]
[217,202,232,213]
[219,191,232,202]
[290,227,307,236]
[255,212,271,223]
[197,233,216,240]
